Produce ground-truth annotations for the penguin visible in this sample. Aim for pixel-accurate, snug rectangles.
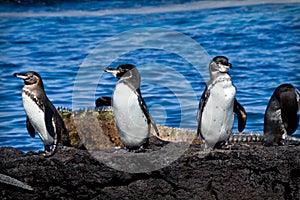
[105,64,159,150]
[95,96,112,107]
[197,56,247,150]
[264,84,300,145]
[14,71,70,157]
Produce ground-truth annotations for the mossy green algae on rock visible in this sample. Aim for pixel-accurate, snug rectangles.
[59,108,122,150]
[58,108,201,150]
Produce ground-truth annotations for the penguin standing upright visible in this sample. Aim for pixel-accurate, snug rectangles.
[105,64,159,150]
[197,56,246,149]
[264,84,300,145]
[14,71,70,157]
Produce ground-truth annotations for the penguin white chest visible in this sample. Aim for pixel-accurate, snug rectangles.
[112,83,149,147]
[201,81,236,147]
[22,92,53,145]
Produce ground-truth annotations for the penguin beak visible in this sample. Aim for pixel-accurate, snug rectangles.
[104,67,120,78]
[218,63,232,73]
[13,73,29,80]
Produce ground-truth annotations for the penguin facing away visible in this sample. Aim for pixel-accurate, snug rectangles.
[105,64,159,150]
[14,71,70,157]
[264,84,300,145]
[197,56,246,149]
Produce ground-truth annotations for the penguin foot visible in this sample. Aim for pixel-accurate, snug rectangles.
[42,150,55,158]
[279,138,289,146]
[222,142,251,150]
[123,145,147,153]
[42,144,57,158]
[197,145,213,159]
[197,150,213,159]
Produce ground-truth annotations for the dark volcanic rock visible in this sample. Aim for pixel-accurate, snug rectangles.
[0,145,300,199]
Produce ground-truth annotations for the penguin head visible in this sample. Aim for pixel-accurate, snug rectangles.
[209,56,232,75]
[14,71,44,88]
[105,64,141,88]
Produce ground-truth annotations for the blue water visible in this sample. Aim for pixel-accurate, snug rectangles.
[0,1,300,152]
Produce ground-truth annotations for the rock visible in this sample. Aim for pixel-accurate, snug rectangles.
[1,144,300,199]
[59,109,200,150]
[2,109,299,198]
[59,109,300,150]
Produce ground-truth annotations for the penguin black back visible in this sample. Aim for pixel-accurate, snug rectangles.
[264,83,299,145]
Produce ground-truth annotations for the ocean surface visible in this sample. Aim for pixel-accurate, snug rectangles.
[0,0,300,152]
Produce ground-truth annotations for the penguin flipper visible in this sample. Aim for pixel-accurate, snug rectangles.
[95,96,112,107]
[136,89,160,136]
[197,86,209,139]
[234,98,247,132]
[26,116,35,138]
[44,105,55,138]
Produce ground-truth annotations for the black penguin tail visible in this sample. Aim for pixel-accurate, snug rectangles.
[62,138,72,147]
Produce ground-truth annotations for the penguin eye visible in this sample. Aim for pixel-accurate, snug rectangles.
[216,62,222,66]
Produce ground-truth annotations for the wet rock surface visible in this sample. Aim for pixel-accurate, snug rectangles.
[1,144,300,199]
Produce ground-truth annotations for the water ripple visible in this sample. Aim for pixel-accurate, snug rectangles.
[0,2,299,151]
